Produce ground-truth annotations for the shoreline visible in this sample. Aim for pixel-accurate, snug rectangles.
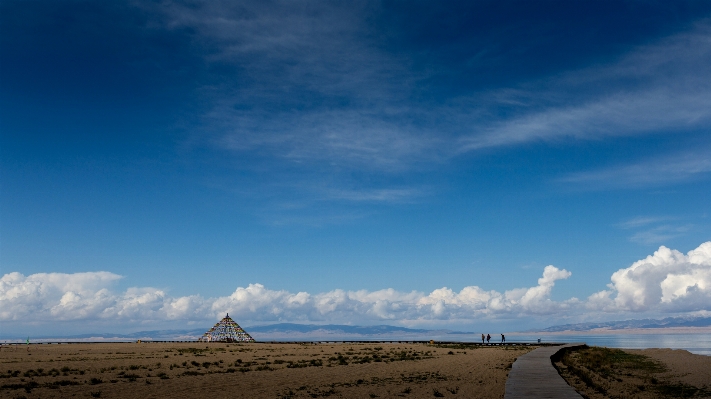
[512,326,711,335]
[3,326,710,342]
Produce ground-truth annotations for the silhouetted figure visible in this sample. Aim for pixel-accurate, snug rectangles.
[486,334,491,343]
[501,334,505,343]
[481,334,485,344]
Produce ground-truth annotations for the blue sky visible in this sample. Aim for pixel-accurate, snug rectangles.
[1,0,711,335]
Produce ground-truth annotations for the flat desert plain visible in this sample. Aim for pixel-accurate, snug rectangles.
[0,342,531,398]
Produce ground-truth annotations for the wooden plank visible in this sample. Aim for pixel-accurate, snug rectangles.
[504,343,585,399]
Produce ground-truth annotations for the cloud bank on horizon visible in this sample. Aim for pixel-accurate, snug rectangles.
[3,242,709,332]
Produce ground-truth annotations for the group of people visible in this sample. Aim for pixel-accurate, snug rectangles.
[480,333,505,344]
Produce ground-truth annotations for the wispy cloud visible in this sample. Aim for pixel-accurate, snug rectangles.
[615,216,694,245]
[459,21,711,151]
[629,225,693,245]
[324,187,425,203]
[210,108,439,172]
[152,4,711,162]
[255,187,424,226]
[559,150,711,188]
[459,89,711,151]
[141,3,711,209]
[145,0,428,169]
[617,216,672,229]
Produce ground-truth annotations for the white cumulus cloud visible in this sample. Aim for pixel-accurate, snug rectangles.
[0,272,122,321]
[3,242,710,331]
[588,241,711,312]
[1,266,572,327]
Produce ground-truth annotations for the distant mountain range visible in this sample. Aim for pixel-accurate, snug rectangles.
[8,324,473,342]
[5,316,710,342]
[529,316,711,333]
[42,329,207,341]
[250,323,470,336]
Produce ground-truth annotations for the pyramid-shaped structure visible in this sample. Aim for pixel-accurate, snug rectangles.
[198,313,254,342]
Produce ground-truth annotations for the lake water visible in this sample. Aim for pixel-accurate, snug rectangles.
[461,333,711,356]
[314,332,711,356]
[512,333,711,356]
[10,332,711,356]
[252,332,711,356]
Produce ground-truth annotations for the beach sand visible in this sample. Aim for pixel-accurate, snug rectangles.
[0,342,531,398]
[555,346,711,398]
[628,348,711,389]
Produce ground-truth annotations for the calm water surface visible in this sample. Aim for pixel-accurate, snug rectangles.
[419,333,707,356]
[14,333,711,356]
[257,332,711,356]
[507,333,711,356]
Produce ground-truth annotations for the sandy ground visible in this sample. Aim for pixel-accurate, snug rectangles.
[0,342,531,399]
[628,348,711,388]
[555,346,711,399]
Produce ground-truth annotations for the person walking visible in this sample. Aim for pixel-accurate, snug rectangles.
[501,334,505,343]
[486,334,491,343]
[481,334,485,344]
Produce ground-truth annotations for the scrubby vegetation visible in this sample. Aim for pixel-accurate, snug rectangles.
[555,346,710,398]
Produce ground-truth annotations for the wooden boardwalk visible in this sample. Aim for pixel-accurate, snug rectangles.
[504,343,585,399]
